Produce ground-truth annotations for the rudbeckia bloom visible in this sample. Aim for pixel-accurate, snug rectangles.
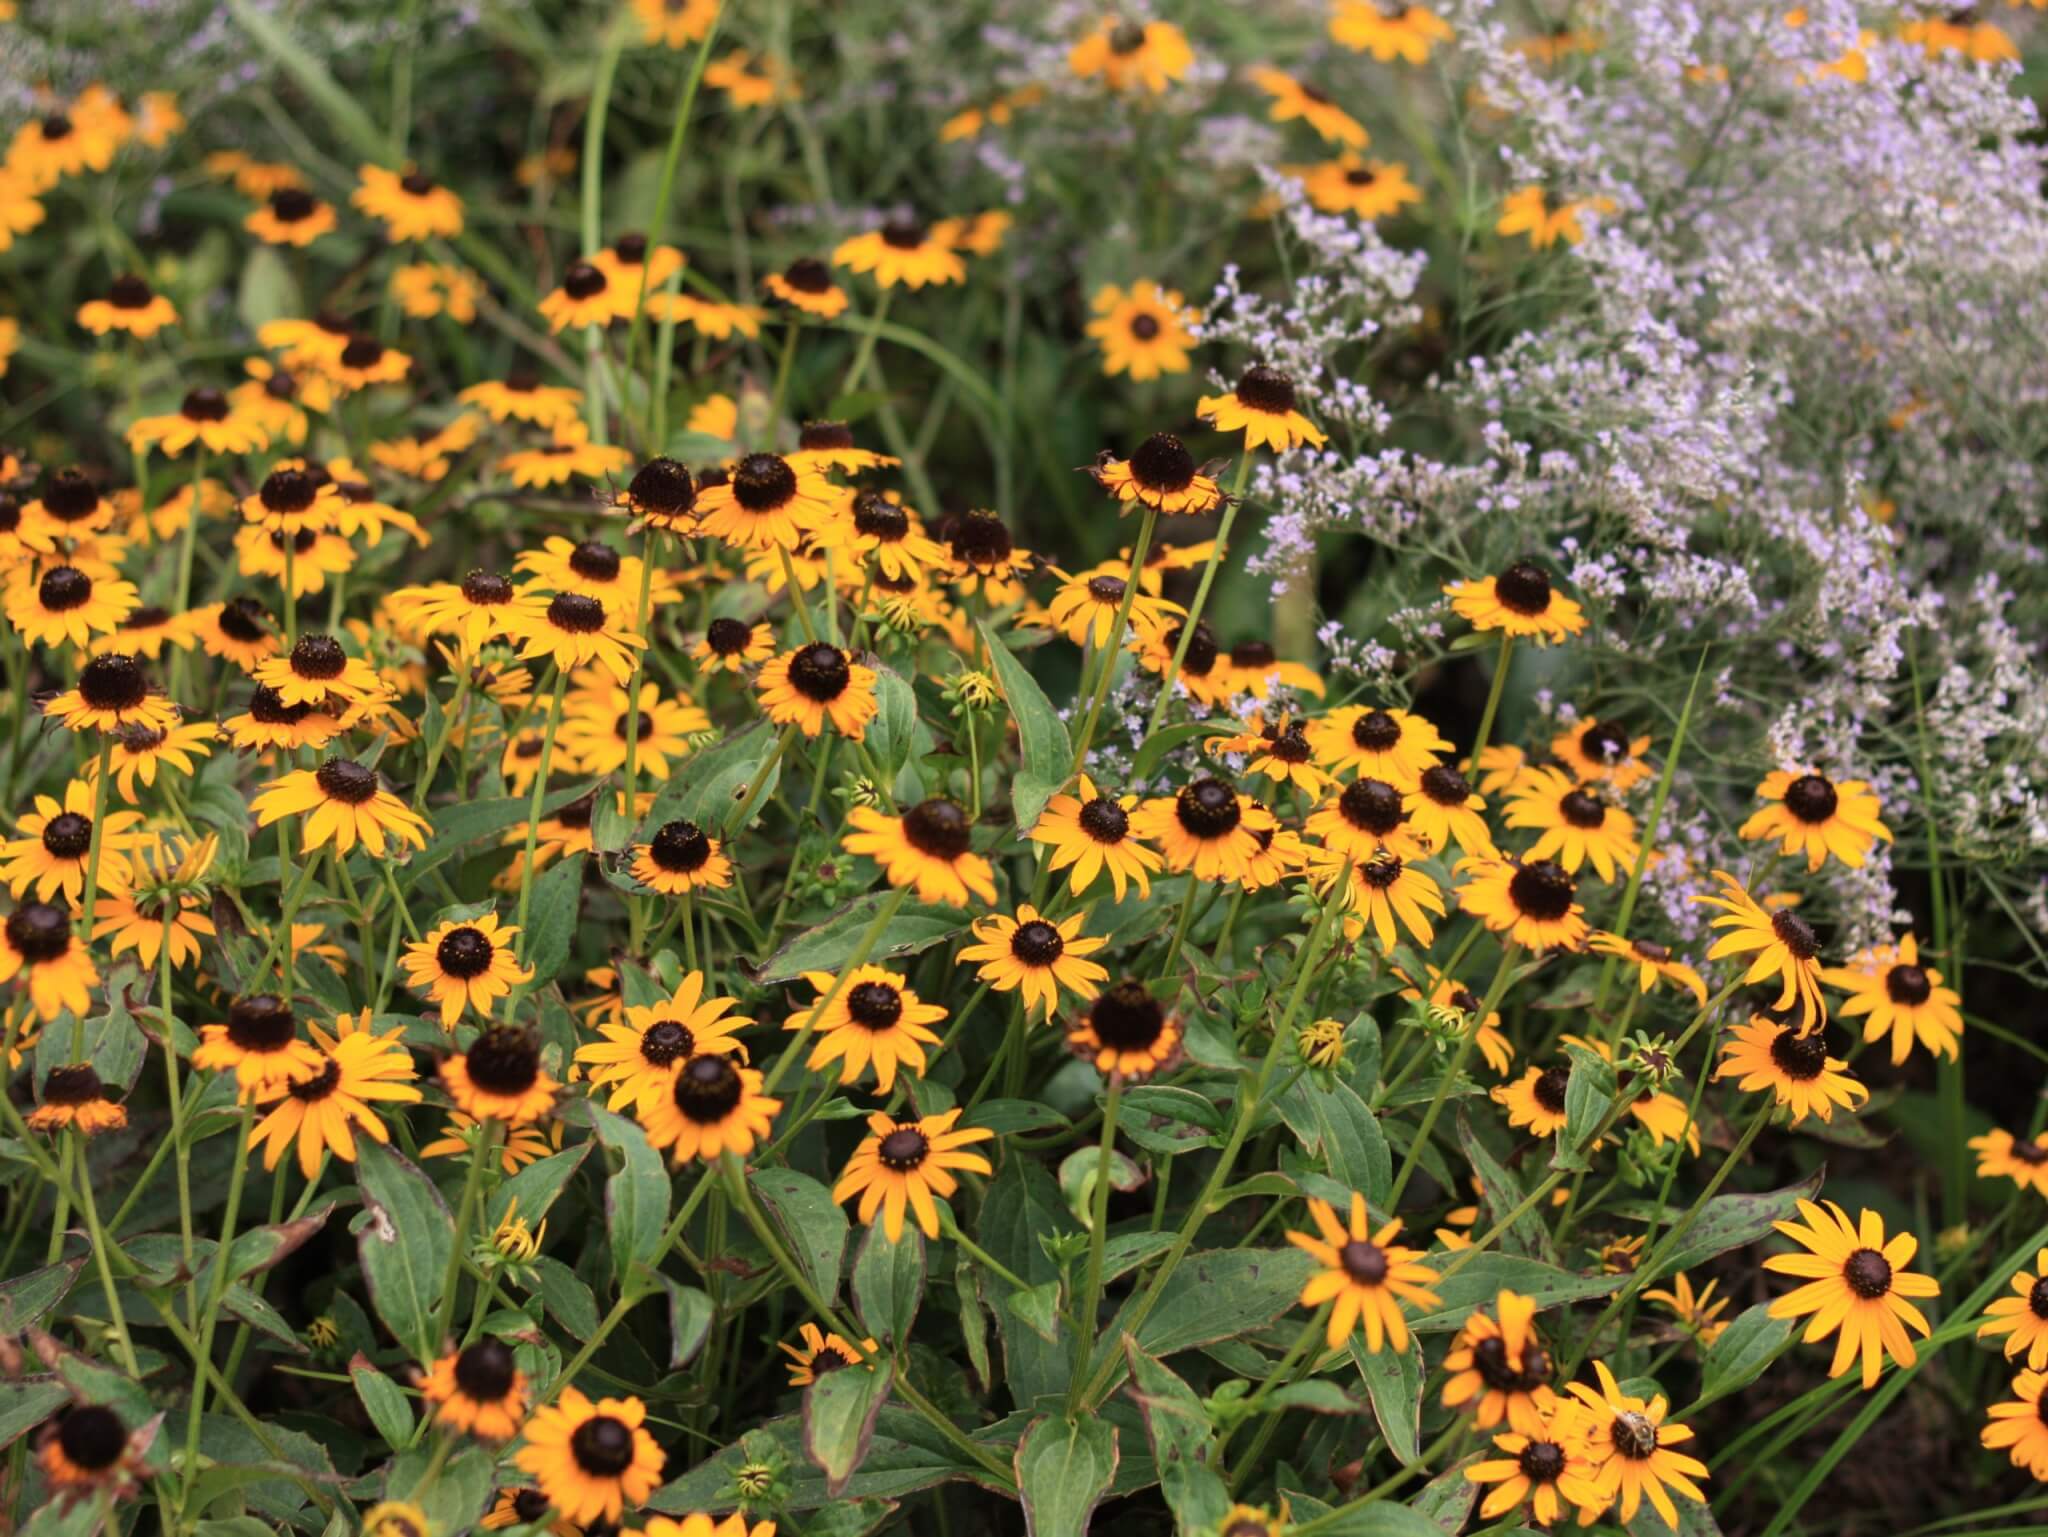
[636,1051,780,1164]
[223,685,342,754]
[191,595,280,670]
[1329,1,1454,62]
[1040,565,1181,652]
[235,524,356,597]
[810,490,949,584]
[401,914,534,1028]
[1502,766,1640,882]
[1061,979,1181,1082]
[1644,1271,1730,1346]
[577,975,752,1114]
[1983,1369,2048,1479]
[512,1389,663,1525]
[1286,1195,1440,1351]
[0,902,97,1022]
[1550,717,1653,790]
[1249,67,1368,146]
[1738,768,1892,872]
[831,219,966,289]
[1978,1249,2048,1370]
[1494,1062,1572,1137]
[944,508,1035,594]
[7,565,140,650]
[833,1108,995,1241]
[1585,931,1708,1003]
[246,185,336,246]
[1306,776,1427,861]
[1198,364,1328,451]
[1130,778,1268,884]
[325,333,413,393]
[44,653,180,735]
[25,1063,126,1136]
[36,1405,138,1495]
[756,642,880,739]
[1972,1128,2048,1198]
[421,1338,528,1441]
[253,758,430,857]
[1457,856,1588,950]
[252,632,388,706]
[1441,1289,1558,1434]
[1,776,146,902]
[1766,1201,1939,1388]
[503,592,647,686]
[193,994,322,1098]
[1300,155,1422,220]
[128,387,269,458]
[1464,1406,1603,1527]
[591,231,685,309]
[612,456,697,532]
[24,466,117,538]
[77,273,178,337]
[1695,870,1826,1028]
[249,1010,421,1177]
[787,420,899,476]
[628,819,733,896]
[1715,1015,1867,1123]
[783,965,946,1093]
[1029,777,1162,900]
[393,570,520,652]
[763,255,849,318]
[1085,281,1198,381]
[1067,16,1194,93]
[692,616,776,673]
[441,1025,559,1126]
[1820,932,1961,1065]
[461,370,583,430]
[241,464,339,533]
[1403,763,1495,857]
[8,107,114,189]
[1561,1362,1708,1528]
[843,797,997,905]
[780,1322,875,1386]
[1445,560,1588,644]
[559,680,706,779]
[1214,714,1330,796]
[959,905,1110,1019]
[538,260,617,332]
[1089,432,1224,516]
[693,451,843,551]
[353,164,464,241]
[1308,705,1450,785]
[1496,186,1611,249]
[1395,963,1513,1074]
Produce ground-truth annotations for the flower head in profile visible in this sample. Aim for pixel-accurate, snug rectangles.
[1978,1249,2048,1371]
[1089,432,1225,516]
[26,1063,127,1137]
[1445,561,1588,644]
[1068,16,1194,92]
[1695,870,1826,1029]
[249,1010,421,1178]
[1250,68,1367,146]
[843,797,996,906]
[780,1322,874,1387]
[353,164,464,241]
[1329,2,1453,62]
[832,219,964,289]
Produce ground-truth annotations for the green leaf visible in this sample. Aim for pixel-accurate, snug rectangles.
[1124,1248,1319,1363]
[866,666,921,781]
[523,854,587,989]
[535,1257,600,1339]
[348,1353,415,1449]
[977,621,1071,831]
[1277,1078,1392,1206]
[1555,1044,1615,1174]
[237,246,302,333]
[1653,1167,1824,1279]
[981,1159,1078,1402]
[1456,1113,1555,1262]
[1286,1501,1448,1537]
[1350,1336,1423,1463]
[1693,1304,1793,1411]
[1268,1380,1364,1414]
[0,1379,71,1450]
[803,1357,894,1497]
[1408,1456,1481,1534]
[658,1278,715,1368]
[1122,1342,1229,1533]
[353,1140,454,1362]
[486,1142,591,1230]
[1131,719,1238,783]
[0,1259,81,1333]
[853,1225,924,1347]
[755,893,963,985]
[589,1104,670,1293]
[1014,1415,1118,1537]
[1117,1086,1225,1156]
[636,719,784,839]
[651,1407,1003,1511]
[387,1441,494,1536]
[1006,1282,1063,1344]
[407,780,599,888]
[1405,1253,1626,1333]
[753,1169,850,1306]
[225,0,390,160]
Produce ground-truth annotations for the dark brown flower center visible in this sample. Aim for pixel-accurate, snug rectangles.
[1534,1064,1570,1114]
[399,171,436,196]
[1518,1439,1566,1482]
[1351,710,1401,751]
[107,274,151,309]
[1231,639,1276,669]
[568,1415,634,1476]
[315,758,380,804]
[1339,1240,1388,1284]
[436,926,494,979]
[1508,860,1575,921]
[568,540,621,582]
[57,1405,125,1470]
[1166,621,1218,677]
[43,469,99,521]
[40,112,73,140]
[782,257,831,292]
[1236,364,1298,414]
[787,642,851,701]
[732,452,799,513]
[461,570,513,605]
[288,1058,342,1102]
[612,232,649,265]
[2029,1276,2048,1318]
[878,1126,930,1168]
[546,593,606,634]
[1885,964,1930,1006]
[1345,166,1378,187]
[901,798,972,860]
[673,1053,743,1123]
[852,490,909,541]
[1420,764,1471,805]
[1128,313,1161,340]
[846,981,902,1030]
[627,457,694,513]
[38,566,91,611]
[631,1020,689,1067]
[799,421,855,453]
[1580,720,1631,763]
[226,994,294,1051]
[1269,724,1313,763]
[1078,798,1129,844]
[1110,19,1147,51]
[1771,909,1820,961]
[810,1345,852,1372]
[950,510,1014,566]
[1339,778,1405,836]
[218,597,271,642]
[879,221,926,250]
[705,617,752,655]
[562,261,608,300]
[247,685,310,726]
[1175,778,1241,838]
[1494,561,1553,615]
[1783,774,1839,824]
[260,467,318,514]
[1090,980,1165,1050]
[339,336,384,370]
[1560,788,1607,829]
[78,653,148,710]
[1843,1248,1893,1299]
[453,1338,519,1401]
[182,387,230,421]
[6,902,70,963]
[1129,432,1195,493]
[465,1027,541,1097]
[1011,920,1064,966]
[649,821,712,874]
[41,813,91,859]
[1768,1024,1830,1081]
[512,1491,551,1523]
[290,634,346,680]
[43,1063,107,1107]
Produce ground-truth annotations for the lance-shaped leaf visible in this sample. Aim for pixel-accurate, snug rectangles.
[353,1140,454,1362]
[804,1355,894,1496]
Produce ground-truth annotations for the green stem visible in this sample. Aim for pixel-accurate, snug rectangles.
[1073,1072,1124,1385]
[69,733,115,1058]
[1069,501,1160,774]
[1146,454,1253,736]
[1388,942,1520,1209]
[839,288,894,398]
[513,666,569,964]
[762,887,906,1096]
[1463,631,1515,773]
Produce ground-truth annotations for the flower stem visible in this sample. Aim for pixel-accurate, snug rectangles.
[1146,453,1254,736]
[1388,941,1520,1209]
[1069,501,1160,774]
[513,665,569,966]
[1463,631,1515,773]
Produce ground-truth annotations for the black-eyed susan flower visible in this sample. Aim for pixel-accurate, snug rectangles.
[36,1404,141,1496]
[1716,1015,1867,1124]
[1551,717,1653,791]
[92,837,217,970]
[1028,778,1161,900]
[1503,766,1640,882]
[401,914,534,1029]
[1494,1062,1572,1138]
[1562,1363,1708,1527]
[191,595,280,670]
[1089,431,1224,516]
[422,1113,563,1175]
[252,632,387,706]
[1464,1405,1603,1527]
[389,260,483,322]
[1443,1289,1558,1433]
[441,1025,558,1126]
[7,565,140,650]
[787,420,898,476]
[1067,16,1194,92]
[944,508,1035,595]
[1972,1128,2048,1198]
[1133,618,1234,708]
[1041,563,1182,652]
[393,571,520,653]
[77,273,177,337]
[481,1489,569,1535]
[833,1108,995,1242]
[832,219,965,289]
[25,1063,127,1136]
[611,456,697,533]
[1198,364,1328,451]
[763,256,850,318]
[637,1051,780,1164]
[1129,778,1268,884]
[128,387,269,458]
[519,537,669,617]
[1821,932,1961,1065]
[44,653,180,735]
[1402,763,1495,857]
[559,680,706,780]
[757,641,880,739]
[1085,281,1198,381]
[843,798,996,905]
[1740,768,1892,872]
[1766,1200,1939,1389]
[235,523,356,597]
[1457,856,1588,950]
[421,1337,528,1441]
[577,977,751,1114]
[94,604,196,660]
[784,965,946,1093]
[353,163,464,241]
[1978,1249,2048,1370]
[24,466,116,538]
[193,993,322,1098]
[249,1010,421,1177]
[253,758,431,857]
[325,332,413,393]
[811,490,948,585]
[1,777,146,903]
[1299,154,1422,219]
[246,185,336,245]
[242,464,339,534]
[1249,67,1367,146]
[959,905,1110,1020]
[1496,186,1612,249]
[780,1322,875,1386]
[1395,963,1513,1075]
[693,616,776,673]
[461,370,583,430]
[628,820,733,897]
[1287,1195,1440,1351]
[1586,931,1708,1004]
[1308,705,1449,785]
[538,260,616,332]
[1644,1271,1731,1347]
[1445,560,1588,644]
[1982,1369,2048,1479]
[1306,777,1427,862]
[590,231,684,308]
[1058,979,1180,1082]
[1212,714,1330,797]
[645,291,766,340]
[512,1389,663,1525]
[223,685,342,754]
[1329,1,1454,61]
[695,451,843,551]
[503,592,647,686]
[1695,870,1826,1028]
